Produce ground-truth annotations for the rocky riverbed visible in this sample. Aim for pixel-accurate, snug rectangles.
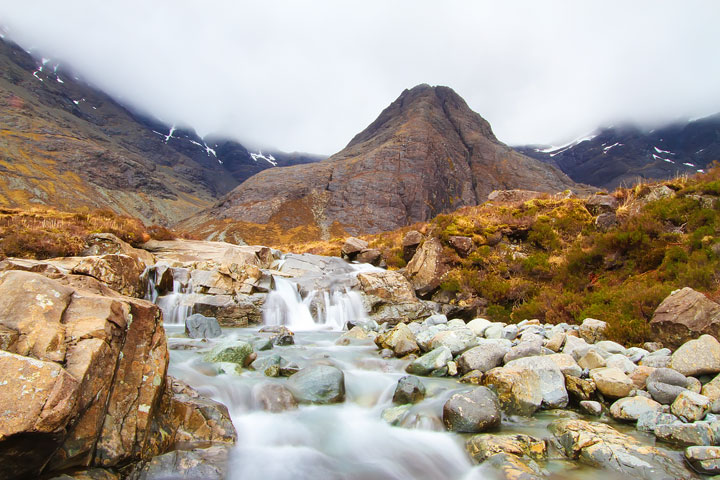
[2,235,720,479]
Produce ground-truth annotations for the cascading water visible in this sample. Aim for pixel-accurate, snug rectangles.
[145,264,195,325]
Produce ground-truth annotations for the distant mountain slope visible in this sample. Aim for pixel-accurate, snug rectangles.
[182,84,584,242]
[0,37,321,224]
[517,116,720,190]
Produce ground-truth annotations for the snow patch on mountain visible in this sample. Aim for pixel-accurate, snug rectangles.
[251,151,277,166]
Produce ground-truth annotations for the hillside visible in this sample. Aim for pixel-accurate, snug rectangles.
[182,84,584,243]
[517,116,720,189]
[0,37,321,225]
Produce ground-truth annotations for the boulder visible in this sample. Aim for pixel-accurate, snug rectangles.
[286,365,345,404]
[429,328,478,356]
[550,419,698,479]
[578,318,607,344]
[650,287,720,348]
[483,366,543,416]
[205,342,255,367]
[654,421,716,446]
[609,396,663,422]
[405,237,444,297]
[336,326,371,346]
[636,411,681,433]
[253,383,298,413]
[70,254,148,297]
[701,373,720,413]
[129,445,231,480]
[405,346,453,376]
[562,335,590,360]
[565,375,596,402]
[457,343,509,374]
[590,367,634,399]
[402,231,424,262]
[545,332,566,352]
[375,323,419,357]
[504,356,573,409]
[357,270,429,324]
[341,237,369,259]
[465,433,546,463]
[580,400,603,416]
[392,376,426,404]
[585,194,619,215]
[82,233,156,268]
[448,236,475,257]
[443,387,501,433]
[646,368,691,404]
[671,391,711,422]
[669,334,720,377]
[192,293,264,327]
[578,350,606,370]
[184,314,222,339]
[685,446,720,475]
[355,248,383,266]
[503,341,542,364]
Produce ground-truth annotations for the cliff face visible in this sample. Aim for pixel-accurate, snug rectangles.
[186,84,581,239]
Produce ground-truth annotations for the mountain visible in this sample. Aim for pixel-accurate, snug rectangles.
[516,116,720,190]
[182,84,583,243]
[0,37,321,224]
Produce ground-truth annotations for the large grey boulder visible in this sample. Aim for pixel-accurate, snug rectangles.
[669,334,720,377]
[443,387,501,433]
[429,328,478,355]
[185,313,222,339]
[504,356,573,409]
[392,375,426,404]
[286,365,345,404]
[609,396,663,422]
[405,346,453,376]
[646,368,691,405]
[457,342,510,374]
[650,287,720,348]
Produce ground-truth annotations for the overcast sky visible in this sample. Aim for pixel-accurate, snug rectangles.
[1,1,719,154]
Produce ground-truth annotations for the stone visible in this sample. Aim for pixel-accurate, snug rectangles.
[580,400,603,416]
[669,334,720,376]
[646,368,691,404]
[457,343,509,374]
[629,365,655,389]
[624,347,649,363]
[595,340,626,355]
[459,370,484,385]
[606,353,637,374]
[585,194,619,214]
[83,232,156,267]
[640,351,671,368]
[671,391,711,422]
[443,387,501,433]
[184,313,222,339]
[636,411,680,433]
[565,374,596,402]
[590,367,634,399]
[701,373,720,413]
[336,326,371,345]
[550,419,698,479]
[429,328,477,355]
[609,396,663,422]
[375,323,418,357]
[341,237,369,259]
[578,318,607,344]
[578,350,606,370]
[685,446,720,475]
[448,235,475,257]
[286,365,345,404]
[483,366,543,416]
[71,254,148,297]
[501,324,519,340]
[654,421,716,446]
[482,452,544,480]
[466,318,492,336]
[545,332,566,352]
[465,433,546,463]
[650,287,720,348]
[503,341,542,364]
[402,230,424,262]
[405,347,454,376]
[562,335,590,360]
[205,342,254,367]
[253,382,298,413]
[392,375,426,404]
[504,356,572,409]
[447,318,467,329]
[130,445,231,480]
[484,324,504,339]
[355,248,383,266]
[405,237,444,297]
[506,353,582,376]
[381,404,412,426]
[424,314,449,326]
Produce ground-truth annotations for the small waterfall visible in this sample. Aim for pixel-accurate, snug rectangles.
[145,264,195,325]
[262,276,317,330]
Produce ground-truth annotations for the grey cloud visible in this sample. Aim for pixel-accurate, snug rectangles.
[0,0,718,154]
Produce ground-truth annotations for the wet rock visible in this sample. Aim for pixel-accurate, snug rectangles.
[443,387,501,433]
[406,346,453,376]
[669,334,720,377]
[565,374,596,402]
[671,391,711,422]
[647,368,691,404]
[590,367,634,399]
[483,366,543,416]
[483,452,545,480]
[636,411,680,433]
[457,342,509,374]
[185,313,222,339]
[504,355,575,409]
[685,446,720,475]
[578,318,607,344]
[459,370,485,385]
[650,287,720,348]
[269,326,295,346]
[654,421,716,446]
[382,404,412,426]
[550,418,698,479]
[429,328,477,355]
[466,433,546,463]
[336,326,371,345]
[448,236,475,257]
[580,400,603,416]
[609,396,663,422]
[129,445,231,480]
[287,365,345,404]
[405,237,444,297]
[205,342,255,367]
[254,383,298,413]
[375,323,419,357]
[392,375,426,404]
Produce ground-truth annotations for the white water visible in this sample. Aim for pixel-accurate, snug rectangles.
[145,264,195,325]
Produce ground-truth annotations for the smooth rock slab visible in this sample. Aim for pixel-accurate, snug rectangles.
[550,418,699,479]
[443,387,501,433]
[185,313,222,339]
[654,421,716,446]
[286,365,345,404]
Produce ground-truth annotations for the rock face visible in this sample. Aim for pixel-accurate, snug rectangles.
[650,288,720,348]
[185,84,580,241]
[0,271,174,477]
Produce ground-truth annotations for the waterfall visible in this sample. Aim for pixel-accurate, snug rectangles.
[145,264,195,325]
